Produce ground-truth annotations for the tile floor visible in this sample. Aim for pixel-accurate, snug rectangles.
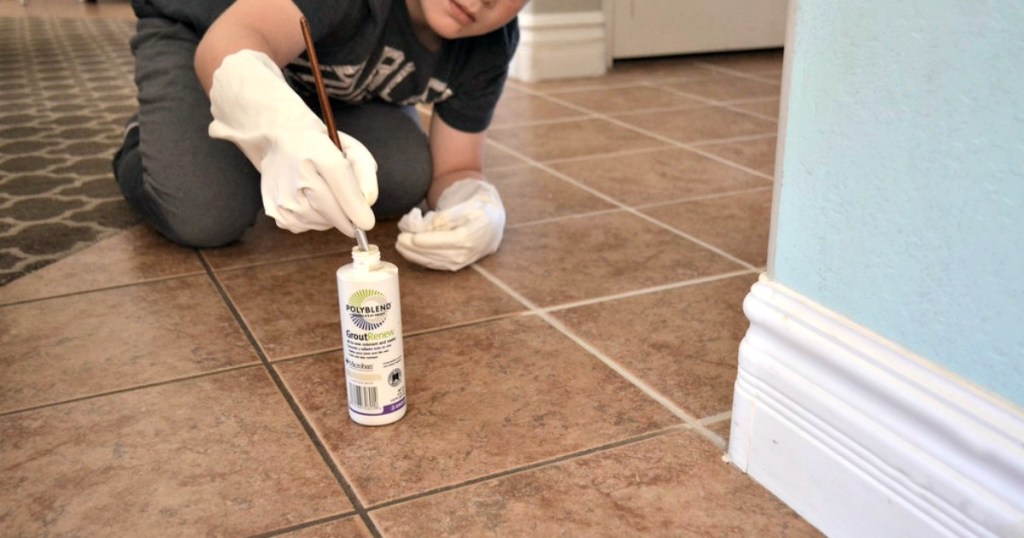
[1,1,821,536]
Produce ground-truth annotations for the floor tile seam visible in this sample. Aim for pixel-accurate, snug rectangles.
[471,265,710,427]
[687,131,778,148]
[471,264,735,451]
[531,143,672,166]
[552,100,714,119]
[632,185,775,212]
[250,510,362,538]
[266,312,536,366]
[403,310,535,339]
[489,113,593,130]
[506,79,669,95]
[690,61,783,83]
[536,269,760,315]
[197,255,382,538]
[363,425,688,513]
[0,268,209,308]
[631,211,760,270]
[198,247,348,275]
[0,361,265,418]
[514,90,776,180]
[482,160,532,174]
[484,138,761,270]
[507,207,623,231]
[646,83,768,109]
[715,102,780,124]
[654,85,780,121]
[699,410,732,426]
[505,66,727,95]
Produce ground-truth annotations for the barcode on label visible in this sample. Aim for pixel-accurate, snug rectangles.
[348,383,378,409]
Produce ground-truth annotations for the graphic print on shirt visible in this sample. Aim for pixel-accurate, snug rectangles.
[289,46,454,106]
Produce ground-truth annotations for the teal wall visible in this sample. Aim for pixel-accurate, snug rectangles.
[772,1,1024,406]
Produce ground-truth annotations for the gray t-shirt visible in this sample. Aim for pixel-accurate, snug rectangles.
[131,0,518,132]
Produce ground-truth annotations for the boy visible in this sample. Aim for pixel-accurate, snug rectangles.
[114,0,527,270]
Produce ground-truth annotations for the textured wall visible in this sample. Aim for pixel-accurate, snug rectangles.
[772,1,1024,406]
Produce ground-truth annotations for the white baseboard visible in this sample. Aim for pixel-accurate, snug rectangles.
[508,11,607,83]
[729,275,1024,538]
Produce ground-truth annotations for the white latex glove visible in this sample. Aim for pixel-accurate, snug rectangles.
[396,179,506,271]
[207,49,378,236]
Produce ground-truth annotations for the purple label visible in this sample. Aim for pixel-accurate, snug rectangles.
[351,398,406,417]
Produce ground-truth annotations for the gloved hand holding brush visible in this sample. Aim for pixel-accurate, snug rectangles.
[207,49,378,237]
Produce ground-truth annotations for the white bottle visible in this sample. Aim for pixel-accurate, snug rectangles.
[336,244,407,426]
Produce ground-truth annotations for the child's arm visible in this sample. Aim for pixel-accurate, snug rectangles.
[194,0,307,93]
[425,115,489,209]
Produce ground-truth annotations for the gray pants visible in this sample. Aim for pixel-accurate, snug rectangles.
[114,17,432,248]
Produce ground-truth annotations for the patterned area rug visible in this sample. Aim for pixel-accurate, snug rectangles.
[0,16,140,286]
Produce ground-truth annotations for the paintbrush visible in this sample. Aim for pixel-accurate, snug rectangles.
[299,16,370,252]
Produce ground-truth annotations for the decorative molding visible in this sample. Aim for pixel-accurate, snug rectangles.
[508,11,607,83]
[729,275,1024,537]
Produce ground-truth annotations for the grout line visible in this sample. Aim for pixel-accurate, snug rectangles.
[366,425,686,512]
[469,264,728,449]
[198,248,347,275]
[196,256,383,538]
[536,269,760,314]
[631,185,774,212]
[514,87,776,182]
[718,103,779,123]
[507,207,623,230]
[528,144,670,166]
[686,131,777,147]
[0,269,208,309]
[691,61,782,84]
[251,510,361,538]
[484,139,760,272]
[699,410,733,426]
[0,362,264,418]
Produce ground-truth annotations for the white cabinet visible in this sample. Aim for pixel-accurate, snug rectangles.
[609,0,788,58]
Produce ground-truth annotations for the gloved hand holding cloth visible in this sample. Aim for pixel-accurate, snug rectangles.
[397,178,506,271]
[207,49,378,237]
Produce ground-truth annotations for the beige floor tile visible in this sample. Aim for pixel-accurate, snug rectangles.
[0,368,350,536]
[490,93,585,127]
[618,106,778,144]
[697,134,778,176]
[549,147,769,207]
[489,165,614,226]
[553,275,757,418]
[730,98,781,120]
[694,49,785,74]
[488,118,667,162]
[665,74,781,102]
[0,275,258,413]
[707,416,733,443]
[276,316,681,506]
[479,211,743,307]
[551,85,706,115]
[643,189,773,267]
[202,217,350,271]
[217,245,524,359]
[0,225,203,305]
[484,141,529,170]
[371,430,821,537]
